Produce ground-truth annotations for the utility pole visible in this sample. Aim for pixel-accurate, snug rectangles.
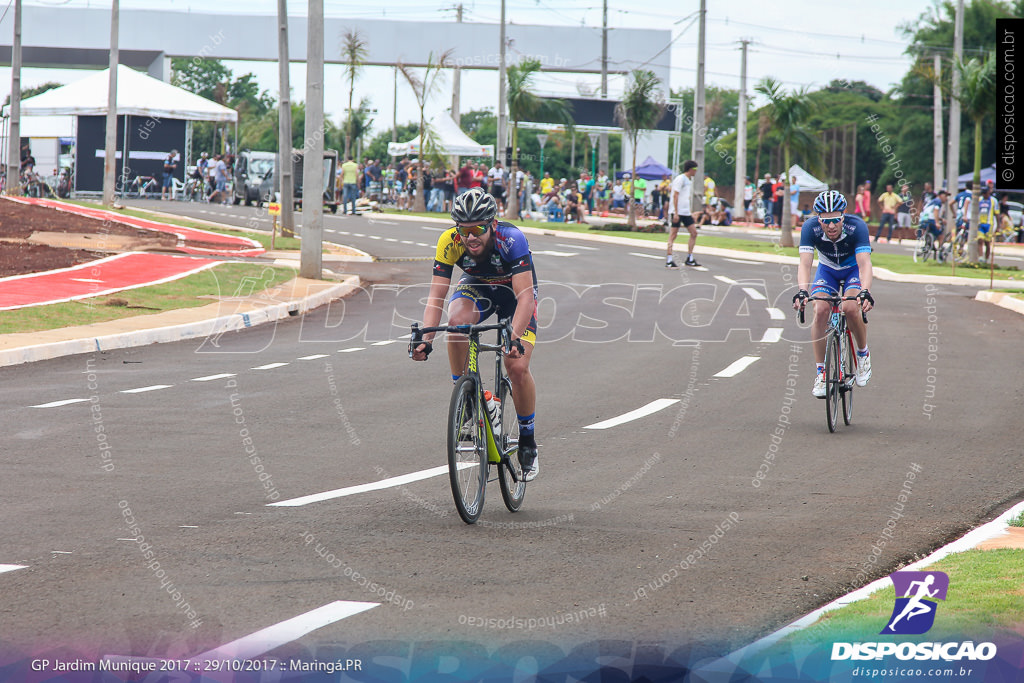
[102,0,119,207]
[932,53,945,197]
[497,0,508,165]
[6,0,21,196]
[277,0,295,237]
[451,3,463,126]
[945,0,964,240]
[690,0,707,212]
[733,39,749,220]
[301,0,324,279]
[598,0,608,175]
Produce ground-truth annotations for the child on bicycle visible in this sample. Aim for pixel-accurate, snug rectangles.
[792,190,875,398]
[410,188,541,481]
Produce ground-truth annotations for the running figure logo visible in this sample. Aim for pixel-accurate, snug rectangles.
[881,571,949,635]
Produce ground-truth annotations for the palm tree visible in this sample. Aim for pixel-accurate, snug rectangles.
[399,50,453,212]
[340,97,375,160]
[341,29,368,161]
[754,78,817,247]
[952,52,996,263]
[615,70,666,229]
[505,58,574,219]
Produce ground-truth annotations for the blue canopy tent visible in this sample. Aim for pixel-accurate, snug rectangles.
[616,156,673,180]
[957,164,996,189]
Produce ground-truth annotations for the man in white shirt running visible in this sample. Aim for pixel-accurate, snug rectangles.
[667,159,700,268]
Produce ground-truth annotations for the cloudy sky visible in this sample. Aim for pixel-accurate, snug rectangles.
[1,0,954,138]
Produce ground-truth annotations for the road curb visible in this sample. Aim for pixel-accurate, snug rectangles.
[974,289,1024,316]
[0,275,361,368]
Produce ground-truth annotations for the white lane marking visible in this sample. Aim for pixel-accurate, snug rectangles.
[742,287,767,301]
[416,242,430,247]
[270,465,455,507]
[760,328,784,343]
[0,564,27,574]
[691,265,710,271]
[51,551,73,554]
[584,398,680,430]
[120,385,173,394]
[338,347,366,353]
[533,250,579,257]
[422,226,445,232]
[179,525,199,528]
[375,220,399,225]
[371,340,399,346]
[714,275,737,285]
[192,601,379,661]
[192,373,237,382]
[384,238,398,242]
[337,231,351,235]
[400,240,414,244]
[724,257,763,265]
[70,278,105,283]
[368,235,382,240]
[31,398,90,408]
[557,243,598,250]
[353,233,366,237]
[251,362,290,370]
[714,356,761,377]
[629,252,663,260]
[297,354,330,360]
[325,229,337,233]
[767,308,786,320]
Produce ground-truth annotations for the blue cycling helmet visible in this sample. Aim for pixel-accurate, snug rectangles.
[813,190,847,214]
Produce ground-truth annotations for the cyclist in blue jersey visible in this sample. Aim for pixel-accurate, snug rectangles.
[951,182,972,235]
[411,188,541,480]
[919,189,949,248]
[792,190,875,398]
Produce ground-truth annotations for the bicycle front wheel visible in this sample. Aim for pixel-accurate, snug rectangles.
[842,331,855,425]
[496,376,526,512]
[913,233,930,262]
[447,376,487,524]
[824,331,840,433]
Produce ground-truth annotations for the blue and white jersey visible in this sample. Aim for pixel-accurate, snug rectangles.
[953,190,972,220]
[799,214,872,270]
[921,197,943,223]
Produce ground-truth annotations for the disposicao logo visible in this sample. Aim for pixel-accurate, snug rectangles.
[881,570,949,635]
[831,569,997,663]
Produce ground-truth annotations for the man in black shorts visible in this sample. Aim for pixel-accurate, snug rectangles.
[487,160,507,214]
[667,159,700,268]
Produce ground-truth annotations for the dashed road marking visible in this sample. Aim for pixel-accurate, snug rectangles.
[742,287,767,301]
[759,328,784,343]
[251,362,290,370]
[31,398,90,408]
[713,356,761,378]
[192,373,237,382]
[270,465,456,507]
[120,385,173,394]
[338,348,366,353]
[297,354,330,360]
[584,398,680,430]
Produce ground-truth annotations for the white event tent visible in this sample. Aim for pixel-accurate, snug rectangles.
[388,115,493,158]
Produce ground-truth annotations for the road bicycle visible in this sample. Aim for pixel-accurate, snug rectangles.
[912,225,946,263]
[799,289,867,433]
[125,174,159,199]
[409,318,526,524]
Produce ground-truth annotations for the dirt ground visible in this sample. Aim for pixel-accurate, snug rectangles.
[0,200,220,277]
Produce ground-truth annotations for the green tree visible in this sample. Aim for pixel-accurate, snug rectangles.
[340,29,368,160]
[3,81,63,107]
[399,50,453,212]
[505,58,573,218]
[615,70,666,229]
[337,97,375,161]
[953,52,996,262]
[754,77,817,247]
[363,122,420,163]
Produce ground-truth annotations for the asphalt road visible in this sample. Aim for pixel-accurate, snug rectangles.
[1,205,1022,679]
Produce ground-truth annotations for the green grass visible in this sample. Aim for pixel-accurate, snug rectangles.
[61,199,303,251]
[1008,511,1024,528]
[769,549,1024,649]
[0,263,296,335]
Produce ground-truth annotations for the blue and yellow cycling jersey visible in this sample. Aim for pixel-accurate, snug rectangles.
[799,214,872,270]
[432,221,536,284]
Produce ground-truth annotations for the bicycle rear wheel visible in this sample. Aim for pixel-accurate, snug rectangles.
[496,376,526,512]
[447,376,487,524]
[824,331,840,433]
[841,330,855,425]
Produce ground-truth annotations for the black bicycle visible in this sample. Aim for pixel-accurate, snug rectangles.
[799,291,867,432]
[409,319,526,524]
[913,226,946,263]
